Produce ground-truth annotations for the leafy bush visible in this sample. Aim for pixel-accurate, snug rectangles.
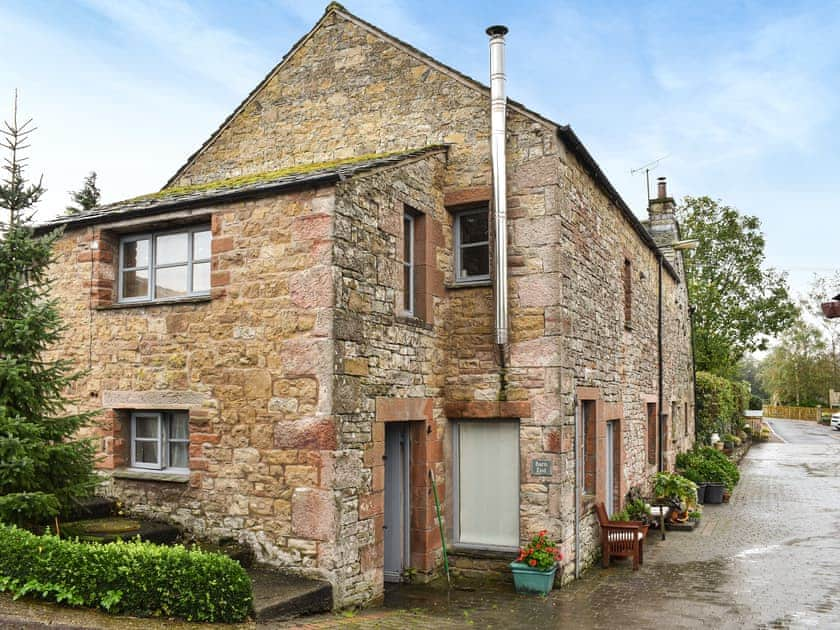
[695,371,750,443]
[653,472,697,506]
[0,524,251,622]
[610,498,650,523]
[609,508,630,521]
[676,447,740,491]
[625,498,651,522]
[748,396,763,410]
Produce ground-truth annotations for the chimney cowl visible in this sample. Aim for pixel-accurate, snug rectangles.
[486,25,509,36]
[657,177,667,199]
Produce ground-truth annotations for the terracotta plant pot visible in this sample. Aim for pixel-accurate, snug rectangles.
[822,301,840,319]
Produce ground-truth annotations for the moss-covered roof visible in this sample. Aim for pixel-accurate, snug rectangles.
[40,146,447,232]
[128,149,417,203]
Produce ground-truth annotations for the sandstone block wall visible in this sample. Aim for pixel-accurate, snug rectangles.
[48,185,344,583]
[44,3,695,606]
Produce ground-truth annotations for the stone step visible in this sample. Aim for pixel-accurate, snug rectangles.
[248,566,332,621]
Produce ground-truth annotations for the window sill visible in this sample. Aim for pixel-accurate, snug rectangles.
[395,314,433,331]
[111,468,190,483]
[97,295,212,311]
[446,280,492,290]
[448,544,519,560]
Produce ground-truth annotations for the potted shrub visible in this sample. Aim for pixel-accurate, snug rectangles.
[653,472,697,521]
[677,448,740,504]
[624,498,652,524]
[510,530,562,595]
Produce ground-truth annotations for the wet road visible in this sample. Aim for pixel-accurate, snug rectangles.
[276,418,840,629]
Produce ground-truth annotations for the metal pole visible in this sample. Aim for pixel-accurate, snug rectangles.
[429,469,450,586]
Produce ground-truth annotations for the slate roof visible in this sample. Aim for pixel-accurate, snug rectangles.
[38,146,447,232]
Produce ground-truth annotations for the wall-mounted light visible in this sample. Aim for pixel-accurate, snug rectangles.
[671,239,699,251]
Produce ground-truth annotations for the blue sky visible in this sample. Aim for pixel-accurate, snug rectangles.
[2,0,839,299]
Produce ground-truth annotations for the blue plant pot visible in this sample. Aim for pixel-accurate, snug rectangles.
[509,561,557,595]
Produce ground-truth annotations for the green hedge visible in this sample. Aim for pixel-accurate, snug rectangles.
[695,371,750,443]
[0,524,252,622]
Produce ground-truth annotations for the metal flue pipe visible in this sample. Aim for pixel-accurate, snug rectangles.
[487,25,509,346]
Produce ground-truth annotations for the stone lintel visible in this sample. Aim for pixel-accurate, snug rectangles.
[444,400,532,419]
[102,390,208,410]
[375,397,433,422]
[444,186,491,208]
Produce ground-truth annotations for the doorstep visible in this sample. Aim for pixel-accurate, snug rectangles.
[248,565,333,621]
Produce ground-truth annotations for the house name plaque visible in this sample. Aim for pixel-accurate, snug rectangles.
[530,459,552,476]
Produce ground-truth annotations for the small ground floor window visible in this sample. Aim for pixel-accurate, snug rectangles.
[131,411,189,472]
[455,420,519,548]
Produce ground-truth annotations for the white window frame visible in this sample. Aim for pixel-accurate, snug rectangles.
[118,226,211,303]
[402,212,415,316]
[130,411,190,473]
[454,207,490,284]
[452,420,520,551]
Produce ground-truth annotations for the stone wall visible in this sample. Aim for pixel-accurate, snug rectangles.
[48,184,343,585]
[44,2,695,606]
[327,153,448,605]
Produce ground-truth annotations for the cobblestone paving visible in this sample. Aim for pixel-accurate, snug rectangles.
[0,420,837,629]
[270,419,840,629]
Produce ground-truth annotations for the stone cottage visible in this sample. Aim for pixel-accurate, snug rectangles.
[41,3,695,608]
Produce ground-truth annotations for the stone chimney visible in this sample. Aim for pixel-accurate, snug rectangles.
[647,177,680,263]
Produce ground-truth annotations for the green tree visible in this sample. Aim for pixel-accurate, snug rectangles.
[737,355,769,401]
[760,317,829,406]
[65,171,100,215]
[803,272,840,395]
[678,196,797,378]
[0,93,98,527]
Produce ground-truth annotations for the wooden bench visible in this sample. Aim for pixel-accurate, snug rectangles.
[595,502,648,570]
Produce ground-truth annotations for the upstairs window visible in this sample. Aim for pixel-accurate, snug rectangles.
[454,207,490,284]
[130,411,189,472]
[623,258,632,329]
[119,227,211,303]
[647,403,658,466]
[402,212,415,315]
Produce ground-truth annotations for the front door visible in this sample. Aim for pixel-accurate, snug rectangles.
[605,420,616,515]
[384,423,410,582]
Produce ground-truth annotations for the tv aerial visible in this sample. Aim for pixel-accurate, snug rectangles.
[631,154,669,202]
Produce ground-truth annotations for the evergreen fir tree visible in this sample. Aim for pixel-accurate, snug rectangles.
[65,171,100,215]
[0,92,98,528]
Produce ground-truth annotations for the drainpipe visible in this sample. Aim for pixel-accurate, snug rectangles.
[487,25,509,348]
[658,253,664,472]
[573,393,581,578]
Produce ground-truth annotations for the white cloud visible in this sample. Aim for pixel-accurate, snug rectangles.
[78,0,269,95]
